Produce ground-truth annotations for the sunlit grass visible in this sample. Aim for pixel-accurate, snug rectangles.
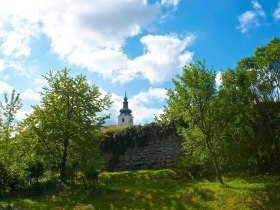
[0,170,280,210]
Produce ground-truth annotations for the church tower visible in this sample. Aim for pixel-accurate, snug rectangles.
[118,91,133,125]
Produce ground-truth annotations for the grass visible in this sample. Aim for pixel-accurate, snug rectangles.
[0,169,280,210]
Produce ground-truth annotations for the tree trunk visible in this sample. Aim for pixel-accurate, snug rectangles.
[212,154,225,186]
[205,137,225,186]
[60,137,69,182]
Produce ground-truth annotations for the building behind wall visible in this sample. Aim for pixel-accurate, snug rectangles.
[118,92,133,125]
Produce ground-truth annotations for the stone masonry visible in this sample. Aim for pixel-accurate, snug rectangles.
[103,131,184,171]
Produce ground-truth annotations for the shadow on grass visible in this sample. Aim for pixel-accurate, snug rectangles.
[223,176,280,210]
[2,173,280,210]
[0,182,213,210]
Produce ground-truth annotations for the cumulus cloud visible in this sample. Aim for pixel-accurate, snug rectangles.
[69,34,194,84]
[0,81,13,94]
[14,108,32,121]
[0,59,4,72]
[237,0,265,33]
[132,87,167,104]
[0,10,41,57]
[128,34,194,83]
[33,78,48,91]
[0,0,192,84]
[6,61,29,77]
[3,74,9,81]
[273,2,280,20]
[20,88,41,101]
[215,71,222,88]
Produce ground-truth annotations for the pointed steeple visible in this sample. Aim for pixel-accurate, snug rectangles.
[124,90,128,100]
[118,91,134,125]
[120,91,132,115]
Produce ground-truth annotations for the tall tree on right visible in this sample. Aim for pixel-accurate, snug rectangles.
[219,38,280,173]
[166,60,225,185]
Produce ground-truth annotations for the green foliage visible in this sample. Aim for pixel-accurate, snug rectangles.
[100,122,176,156]
[0,163,9,197]
[216,38,280,173]
[73,204,95,210]
[165,60,225,185]
[101,125,130,134]
[0,90,22,142]
[161,38,280,179]
[0,90,30,196]
[26,68,112,182]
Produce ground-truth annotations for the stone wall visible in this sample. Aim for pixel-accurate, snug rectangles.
[102,129,184,171]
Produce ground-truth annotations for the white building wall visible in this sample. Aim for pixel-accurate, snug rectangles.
[118,114,133,125]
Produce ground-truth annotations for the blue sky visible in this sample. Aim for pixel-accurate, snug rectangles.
[0,0,279,124]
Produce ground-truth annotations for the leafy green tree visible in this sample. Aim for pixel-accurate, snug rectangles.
[30,68,112,182]
[218,38,280,173]
[0,90,25,194]
[214,69,256,172]
[166,60,225,185]
[0,90,22,142]
[0,90,22,170]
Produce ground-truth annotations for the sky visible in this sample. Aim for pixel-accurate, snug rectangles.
[0,0,279,125]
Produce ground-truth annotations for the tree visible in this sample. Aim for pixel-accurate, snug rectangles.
[0,90,22,142]
[217,38,280,173]
[30,68,112,182]
[166,60,225,185]
[0,90,25,194]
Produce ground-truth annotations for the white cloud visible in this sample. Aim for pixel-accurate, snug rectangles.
[3,74,10,81]
[237,0,265,33]
[69,34,194,84]
[161,0,180,7]
[0,59,4,72]
[0,0,194,84]
[273,2,280,20]
[130,34,194,83]
[0,58,5,72]
[215,71,222,88]
[0,0,159,56]
[132,87,167,104]
[238,11,256,33]
[34,78,48,91]
[20,88,41,101]
[252,0,265,17]
[7,61,29,77]
[0,11,41,58]
[1,32,31,57]
[0,81,13,94]
[40,0,160,56]
[14,108,32,121]
[132,106,163,123]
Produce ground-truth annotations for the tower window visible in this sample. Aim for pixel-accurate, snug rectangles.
[122,118,125,122]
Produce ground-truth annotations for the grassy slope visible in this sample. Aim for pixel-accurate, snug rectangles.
[0,169,280,210]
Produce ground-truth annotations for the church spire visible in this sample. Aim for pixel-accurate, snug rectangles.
[123,90,129,109]
[118,91,133,125]
[120,91,131,114]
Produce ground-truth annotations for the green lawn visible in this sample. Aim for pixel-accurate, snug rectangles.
[1,169,280,210]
